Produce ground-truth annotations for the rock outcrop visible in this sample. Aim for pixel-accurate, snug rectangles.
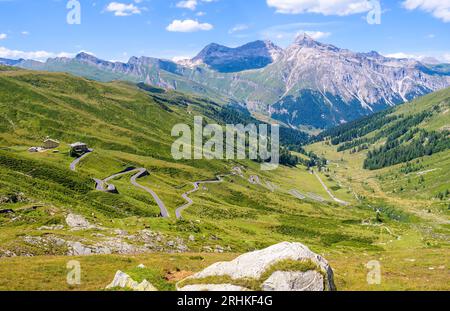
[177,242,335,291]
[65,213,95,230]
[106,271,158,291]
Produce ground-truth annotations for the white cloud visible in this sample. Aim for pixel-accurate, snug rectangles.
[21,31,30,36]
[302,30,331,40]
[267,0,372,16]
[0,46,75,61]
[166,19,213,32]
[402,0,450,22]
[172,55,191,62]
[384,51,450,63]
[442,53,450,63]
[385,52,422,59]
[176,0,197,10]
[106,2,141,16]
[0,34,7,40]
[176,0,215,11]
[261,22,332,44]
[229,24,249,34]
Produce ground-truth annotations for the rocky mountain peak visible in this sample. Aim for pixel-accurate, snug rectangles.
[290,33,338,53]
[75,52,100,63]
[191,40,283,73]
[294,33,315,44]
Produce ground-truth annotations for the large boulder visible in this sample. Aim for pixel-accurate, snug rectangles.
[262,270,324,291]
[177,242,335,291]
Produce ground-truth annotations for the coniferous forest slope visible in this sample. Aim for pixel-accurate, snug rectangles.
[0,66,448,291]
[316,87,450,169]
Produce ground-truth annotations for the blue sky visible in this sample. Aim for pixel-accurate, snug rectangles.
[0,0,449,62]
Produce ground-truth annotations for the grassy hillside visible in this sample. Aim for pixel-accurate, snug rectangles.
[317,88,450,169]
[305,89,449,290]
[309,87,449,200]
[0,67,448,291]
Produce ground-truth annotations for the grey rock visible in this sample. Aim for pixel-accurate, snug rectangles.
[114,229,128,236]
[67,242,94,256]
[202,246,213,252]
[261,270,324,291]
[66,213,93,230]
[38,225,64,231]
[106,270,157,291]
[178,242,335,291]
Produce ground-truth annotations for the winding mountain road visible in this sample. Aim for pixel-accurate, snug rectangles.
[69,149,93,171]
[175,175,229,219]
[91,164,347,221]
[312,170,349,206]
[289,189,306,200]
[94,168,170,218]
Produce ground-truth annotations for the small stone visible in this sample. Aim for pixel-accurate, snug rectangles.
[38,225,64,231]
[106,271,157,291]
[202,246,213,252]
[214,245,224,253]
[114,229,128,236]
[135,280,158,292]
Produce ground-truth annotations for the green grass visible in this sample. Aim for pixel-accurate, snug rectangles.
[0,67,448,291]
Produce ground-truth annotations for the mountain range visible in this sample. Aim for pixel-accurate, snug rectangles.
[3,33,450,128]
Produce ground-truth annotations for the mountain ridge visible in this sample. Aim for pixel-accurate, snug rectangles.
[8,34,450,128]
[188,40,283,72]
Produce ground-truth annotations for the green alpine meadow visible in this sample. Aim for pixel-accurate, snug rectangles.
[0,67,448,291]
